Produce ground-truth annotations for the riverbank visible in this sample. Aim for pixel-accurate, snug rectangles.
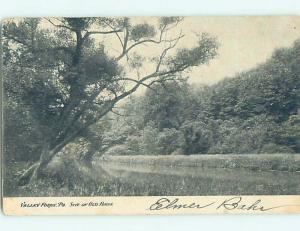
[97,154,300,172]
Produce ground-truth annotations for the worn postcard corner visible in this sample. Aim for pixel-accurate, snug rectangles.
[1,16,300,215]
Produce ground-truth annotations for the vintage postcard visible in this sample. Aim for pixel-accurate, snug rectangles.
[1,16,300,215]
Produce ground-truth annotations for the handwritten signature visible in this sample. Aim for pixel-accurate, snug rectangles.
[149,196,296,212]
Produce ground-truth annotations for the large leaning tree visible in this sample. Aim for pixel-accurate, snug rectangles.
[2,17,218,184]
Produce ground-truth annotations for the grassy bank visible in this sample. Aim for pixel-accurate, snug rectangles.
[97,154,300,172]
[4,153,300,197]
[3,160,146,197]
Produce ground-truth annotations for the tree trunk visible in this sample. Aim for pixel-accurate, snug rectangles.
[18,143,55,186]
[18,127,82,186]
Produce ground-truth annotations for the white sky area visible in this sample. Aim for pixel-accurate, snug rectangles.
[181,17,300,85]
[9,16,300,97]
[34,16,300,95]
[95,16,300,95]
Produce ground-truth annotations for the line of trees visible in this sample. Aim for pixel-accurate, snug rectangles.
[97,39,300,156]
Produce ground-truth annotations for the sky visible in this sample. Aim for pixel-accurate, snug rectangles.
[180,16,300,85]
[96,16,300,95]
[39,16,300,87]
[128,16,300,85]
[35,16,300,92]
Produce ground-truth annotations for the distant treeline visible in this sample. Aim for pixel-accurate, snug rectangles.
[98,40,300,156]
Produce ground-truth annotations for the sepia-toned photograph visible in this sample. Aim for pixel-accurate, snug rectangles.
[1,16,300,203]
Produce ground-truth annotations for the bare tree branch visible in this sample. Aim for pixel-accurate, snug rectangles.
[110,109,126,117]
[115,33,185,61]
[113,18,184,62]
[119,77,158,92]
[83,28,123,39]
[44,18,73,31]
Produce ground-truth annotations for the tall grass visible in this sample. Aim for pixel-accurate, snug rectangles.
[97,154,300,172]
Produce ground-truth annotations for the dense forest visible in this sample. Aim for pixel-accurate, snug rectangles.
[89,40,300,157]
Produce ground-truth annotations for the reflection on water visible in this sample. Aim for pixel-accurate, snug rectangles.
[92,161,300,196]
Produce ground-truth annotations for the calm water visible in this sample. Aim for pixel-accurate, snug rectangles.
[93,161,300,196]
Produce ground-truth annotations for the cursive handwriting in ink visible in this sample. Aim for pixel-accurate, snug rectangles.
[149,197,215,210]
[149,196,298,212]
[217,196,290,211]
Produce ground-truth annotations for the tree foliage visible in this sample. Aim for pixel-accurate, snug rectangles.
[3,17,218,183]
[99,39,300,156]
